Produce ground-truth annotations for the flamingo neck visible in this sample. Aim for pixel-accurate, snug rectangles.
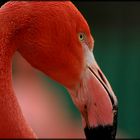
[0,37,36,138]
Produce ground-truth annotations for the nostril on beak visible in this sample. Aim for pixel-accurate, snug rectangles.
[97,69,107,85]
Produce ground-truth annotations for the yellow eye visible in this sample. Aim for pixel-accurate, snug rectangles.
[79,33,85,41]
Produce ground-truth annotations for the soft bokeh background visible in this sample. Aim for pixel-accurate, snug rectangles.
[12,1,140,138]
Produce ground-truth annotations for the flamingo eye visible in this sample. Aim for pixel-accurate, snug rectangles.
[78,33,85,42]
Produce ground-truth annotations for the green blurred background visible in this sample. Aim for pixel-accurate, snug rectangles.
[45,2,140,138]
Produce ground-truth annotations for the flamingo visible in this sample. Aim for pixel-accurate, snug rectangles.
[0,1,118,139]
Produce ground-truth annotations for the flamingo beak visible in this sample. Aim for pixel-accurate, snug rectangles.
[84,55,118,139]
[68,51,118,139]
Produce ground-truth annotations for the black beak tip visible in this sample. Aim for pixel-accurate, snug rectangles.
[84,105,118,140]
[84,125,116,140]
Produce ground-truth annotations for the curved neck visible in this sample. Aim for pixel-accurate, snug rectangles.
[0,37,36,138]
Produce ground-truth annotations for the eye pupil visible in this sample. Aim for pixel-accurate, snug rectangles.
[79,33,84,41]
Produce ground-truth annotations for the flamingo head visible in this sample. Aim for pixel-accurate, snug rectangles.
[13,1,118,139]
